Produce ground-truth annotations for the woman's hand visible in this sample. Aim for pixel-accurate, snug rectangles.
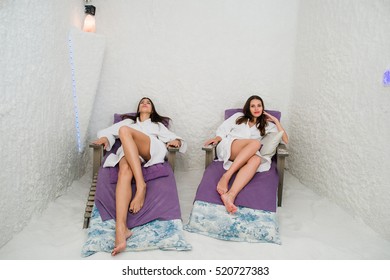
[263,112,289,144]
[263,111,279,124]
[92,137,109,150]
[204,136,222,147]
[167,139,181,148]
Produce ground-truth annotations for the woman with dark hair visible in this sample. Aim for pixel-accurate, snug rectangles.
[92,97,186,255]
[204,95,288,214]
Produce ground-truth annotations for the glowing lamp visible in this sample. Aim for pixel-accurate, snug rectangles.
[83,5,96,33]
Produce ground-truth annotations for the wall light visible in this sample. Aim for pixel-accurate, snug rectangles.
[83,2,96,33]
[383,69,390,86]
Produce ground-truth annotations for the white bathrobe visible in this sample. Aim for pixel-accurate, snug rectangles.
[97,118,187,168]
[215,112,278,172]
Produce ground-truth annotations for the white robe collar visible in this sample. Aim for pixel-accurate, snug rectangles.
[136,117,152,124]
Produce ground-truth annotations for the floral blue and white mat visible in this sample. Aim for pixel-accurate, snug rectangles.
[184,201,281,244]
[81,205,192,257]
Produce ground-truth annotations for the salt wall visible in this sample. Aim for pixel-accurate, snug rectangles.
[289,0,390,241]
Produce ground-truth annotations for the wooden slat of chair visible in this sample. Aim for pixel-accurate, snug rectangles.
[83,172,99,229]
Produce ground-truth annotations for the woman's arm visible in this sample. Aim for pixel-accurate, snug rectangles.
[215,112,241,139]
[92,137,109,149]
[204,136,222,146]
[204,112,241,146]
[157,123,187,153]
[263,112,289,144]
[166,139,182,148]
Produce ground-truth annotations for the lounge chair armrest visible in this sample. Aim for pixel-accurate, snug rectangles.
[89,143,104,179]
[276,143,289,158]
[202,144,217,168]
[89,143,104,149]
[276,143,289,207]
[201,144,216,152]
[167,146,179,171]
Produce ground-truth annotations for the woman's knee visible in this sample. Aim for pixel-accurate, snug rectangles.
[249,155,262,167]
[249,139,261,150]
[118,161,132,178]
[118,126,133,138]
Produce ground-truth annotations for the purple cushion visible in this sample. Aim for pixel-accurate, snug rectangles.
[95,161,181,228]
[95,114,181,228]
[194,108,282,211]
[195,158,279,212]
[109,163,170,184]
[224,108,281,121]
[114,113,136,124]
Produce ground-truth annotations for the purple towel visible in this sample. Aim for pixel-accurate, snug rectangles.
[194,159,279,212]
[95,161,181,229]
[108,163,170,184]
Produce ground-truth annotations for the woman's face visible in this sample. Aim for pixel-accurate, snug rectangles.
[249,99,263,119]
[138,98,153,114]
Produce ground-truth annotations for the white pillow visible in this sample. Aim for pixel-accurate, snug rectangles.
[260,131,284,157]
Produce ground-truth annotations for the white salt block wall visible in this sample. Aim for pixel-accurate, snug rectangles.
[0,0,104,247]
[289,0,390,240]
[88,0,299,171]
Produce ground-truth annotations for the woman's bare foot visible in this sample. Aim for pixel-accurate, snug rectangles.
[111,224,132,256]
[129,183,146,214]
[216,174,230,195]
[220,193,238,214]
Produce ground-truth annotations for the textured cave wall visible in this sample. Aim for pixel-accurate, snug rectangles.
[289,0,390,240]
[0,0,90,247]
[88,0,299,171]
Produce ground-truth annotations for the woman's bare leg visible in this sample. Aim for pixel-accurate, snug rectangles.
[112,158,134,256]
[221,155,261,213]
[118,126,151,214]
[217,139,261,195]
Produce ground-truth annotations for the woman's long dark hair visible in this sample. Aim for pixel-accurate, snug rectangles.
[122,97,171,127]
[236,95,267,136]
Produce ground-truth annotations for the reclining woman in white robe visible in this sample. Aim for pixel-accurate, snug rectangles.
[92,97,187,256]
[204,95,288,214]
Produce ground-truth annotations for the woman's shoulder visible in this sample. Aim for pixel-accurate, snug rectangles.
[227,112,244,121]
[232,112,244,117]
[155,121,171,130]
[121,118,135,124]
[113,118,134,128]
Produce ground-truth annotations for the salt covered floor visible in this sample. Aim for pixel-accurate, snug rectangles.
[0,170,389,260]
